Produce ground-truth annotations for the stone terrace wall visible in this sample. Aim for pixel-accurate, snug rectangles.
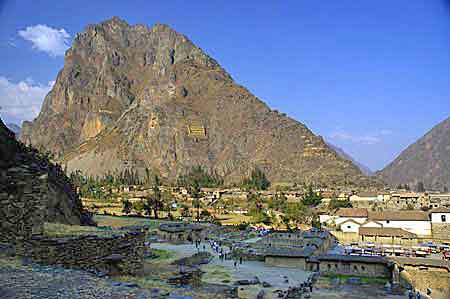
[0,170,48,244]
[22,230,146,275]
[432,223,450,242]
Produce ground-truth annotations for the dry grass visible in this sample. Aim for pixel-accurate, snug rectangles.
[215,213,252,225]
[93,215,163,229]
[43,222,115,238]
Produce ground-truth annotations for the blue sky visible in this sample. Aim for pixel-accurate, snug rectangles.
[0,0,449,171]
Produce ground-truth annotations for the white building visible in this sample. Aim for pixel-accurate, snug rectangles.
[367,211,431,237]
[321,208,432,237]
[430,207,450,224]
[319,208,368,231]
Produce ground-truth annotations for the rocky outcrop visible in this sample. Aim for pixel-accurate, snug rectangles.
[20,17,379,187]
[378,117,450,189]
[0,117,92,244]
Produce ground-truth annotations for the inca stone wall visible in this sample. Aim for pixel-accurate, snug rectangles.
[432,223,450,241]
[0,117,92,245]
[400,266,450,299]
[0,171,48,244]
[22,230,146,275]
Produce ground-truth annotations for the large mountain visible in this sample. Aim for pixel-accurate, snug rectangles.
[21,17,378,187]
[378,117,450,189]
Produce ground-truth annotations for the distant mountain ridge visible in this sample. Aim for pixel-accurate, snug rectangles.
[20,17,379,187]
[6,123,21,137]
[378,116,450,189]
[327,142,373,176]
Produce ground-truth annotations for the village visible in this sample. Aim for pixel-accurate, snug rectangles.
[77,182,450,299]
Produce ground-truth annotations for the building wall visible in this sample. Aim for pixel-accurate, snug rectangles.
[330,231,360,244]
[340,221,360,233]
[331,231,425,246]
[378,220,431,237]
[318,261,390,278]
[360,235,421,246]
[264,256,307,269]
[431,213,450,223]
[157,229,202,244]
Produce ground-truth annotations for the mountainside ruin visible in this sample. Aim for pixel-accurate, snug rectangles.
[0,117,91,240]
[20,17,379,187]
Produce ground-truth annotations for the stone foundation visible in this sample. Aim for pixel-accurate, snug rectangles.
[21,230,146,275]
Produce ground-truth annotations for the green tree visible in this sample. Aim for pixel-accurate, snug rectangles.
[177,165,223,188]
[241,167,270,190]
[122,199,132,215]
[180,203,191,218]
[328,199,352,210]
[133,200,145,216]
[189,180,202,222]
[144,175,163,219]
[268,192,287,211]
[282,202,307,230]
[302,185,322,206]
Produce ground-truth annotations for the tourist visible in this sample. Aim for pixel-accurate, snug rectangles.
[239,256,243,264]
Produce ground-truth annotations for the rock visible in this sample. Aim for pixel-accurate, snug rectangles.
[104,254,125,263]
[257,290,266,299]
[262,281,272,288]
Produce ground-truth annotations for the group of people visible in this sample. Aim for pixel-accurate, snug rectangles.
[408,288,432,299]
[192,237,244,267]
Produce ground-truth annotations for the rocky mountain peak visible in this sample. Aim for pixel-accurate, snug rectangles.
[20,18,379,187]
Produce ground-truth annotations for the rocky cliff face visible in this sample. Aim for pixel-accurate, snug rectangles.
[378,117,450,189]
[21,17,378,187]
[1,117,91,227]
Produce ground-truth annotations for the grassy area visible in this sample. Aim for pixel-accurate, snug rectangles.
[215,213,252,225]
[148,248,176,263]
[321,273,388,285]
[43,222,115,238]
[201,264,232,284]
[93,215,165,229]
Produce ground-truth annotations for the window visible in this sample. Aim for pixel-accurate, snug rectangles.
[441,215,447,223]
[347,226,351,229]
[386,220,390,224]
[361,266,365,271]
